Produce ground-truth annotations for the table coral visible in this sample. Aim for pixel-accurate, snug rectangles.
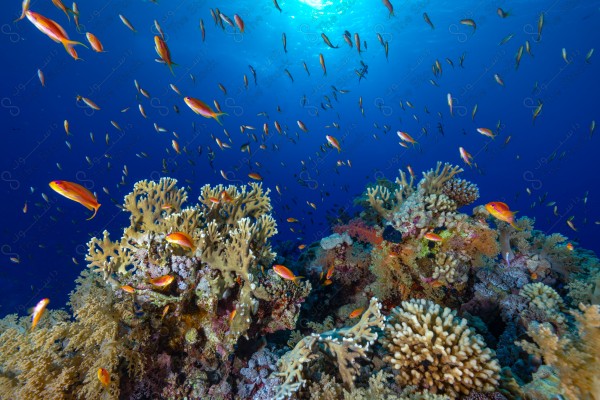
[382,298,500,397]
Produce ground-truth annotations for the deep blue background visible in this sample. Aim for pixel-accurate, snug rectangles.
[1,0,598,317]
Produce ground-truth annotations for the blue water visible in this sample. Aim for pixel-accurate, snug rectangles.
[0,0,598,317]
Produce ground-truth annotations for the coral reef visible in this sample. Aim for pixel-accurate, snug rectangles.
[382,299,500,397]
[2,163,599,400]
[274,297,385,399]
[518,304,600,399]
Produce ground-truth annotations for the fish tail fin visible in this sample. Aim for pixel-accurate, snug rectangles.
[62,39,88,49]
[214,112,228,125]
[293,276,304,285]
[168,63,176,76]
[86,204,101,220]
[511,223,522,231]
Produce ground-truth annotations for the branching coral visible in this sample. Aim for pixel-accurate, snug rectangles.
[382,299,500,397]
[517,304,600,399]
[81,178,309,396]
[273,297,384,399]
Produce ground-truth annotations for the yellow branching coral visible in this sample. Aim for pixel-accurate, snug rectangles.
[420,162,463,194]
[274,297,385,400]
[517,304,600,399]
[123,177,188,233]
[382,299,500,397]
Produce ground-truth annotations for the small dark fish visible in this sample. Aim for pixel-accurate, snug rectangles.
[282,32,287,53]
[284,68,294,82]
[423,12,434,29]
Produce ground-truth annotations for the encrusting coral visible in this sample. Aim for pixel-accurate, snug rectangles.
[382,299,501,397]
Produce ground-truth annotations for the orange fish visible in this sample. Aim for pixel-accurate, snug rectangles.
[51,0,74,21]
[397,131,417,145]
[349,307,364,318]
[248,172,263,181]
[326,135,341,152]
[566,243,574,251]
[26,11,87,58]
[424,232,443,242]
[272,264,304,284]
[220,190,234,203]
[459,146,473,166]
[287,217,298,223]
[323,279,333,286]
[234,14,244,33]
[485,202,521,230]
[76,95,100,110]
[49,180,101,220]
[31,298,50,330]
[166,232,195,251]
[97,368,110,387]
[172,139,181,154]
[184,96,226,125]
[161,305,170,320]
[382,0,394,17]
[431,280,444,288]
[85,32,104,52]
[298,244,306,250]
[161,204,173,210]
[476,128,495,139]
[325,264,335,279]
[121,285,136,294]
[229,308,237,323]
[297,120,308,132]
[149,275,175,287]
[154,35,176,75]
[14,0,31,22]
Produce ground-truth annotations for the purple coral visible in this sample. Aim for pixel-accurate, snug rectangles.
[237,347,281,399]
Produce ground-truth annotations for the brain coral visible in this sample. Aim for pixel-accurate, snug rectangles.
[383,299,500,397]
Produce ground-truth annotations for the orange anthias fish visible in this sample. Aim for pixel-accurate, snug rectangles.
[459,146,473,167]
[272,264,304,284]
[397,131,417,145]
[325,264,335,279]
[326,135,341,152]
[97,368,110,387]
[424,232,443,242]
[31,298,50,330]
[154,35,176,75]
[86,32,104,52]
[14,0,31,22]
[25,11,86,58]
[120,285,136,294]
[248,172,263,181]
[349,307,364,318]
[485,202,521,230]
[49,180,101,220]
[184,96,226,125]
[166,232,195,251]
[234,14,244,33]
[149,274,175,287]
